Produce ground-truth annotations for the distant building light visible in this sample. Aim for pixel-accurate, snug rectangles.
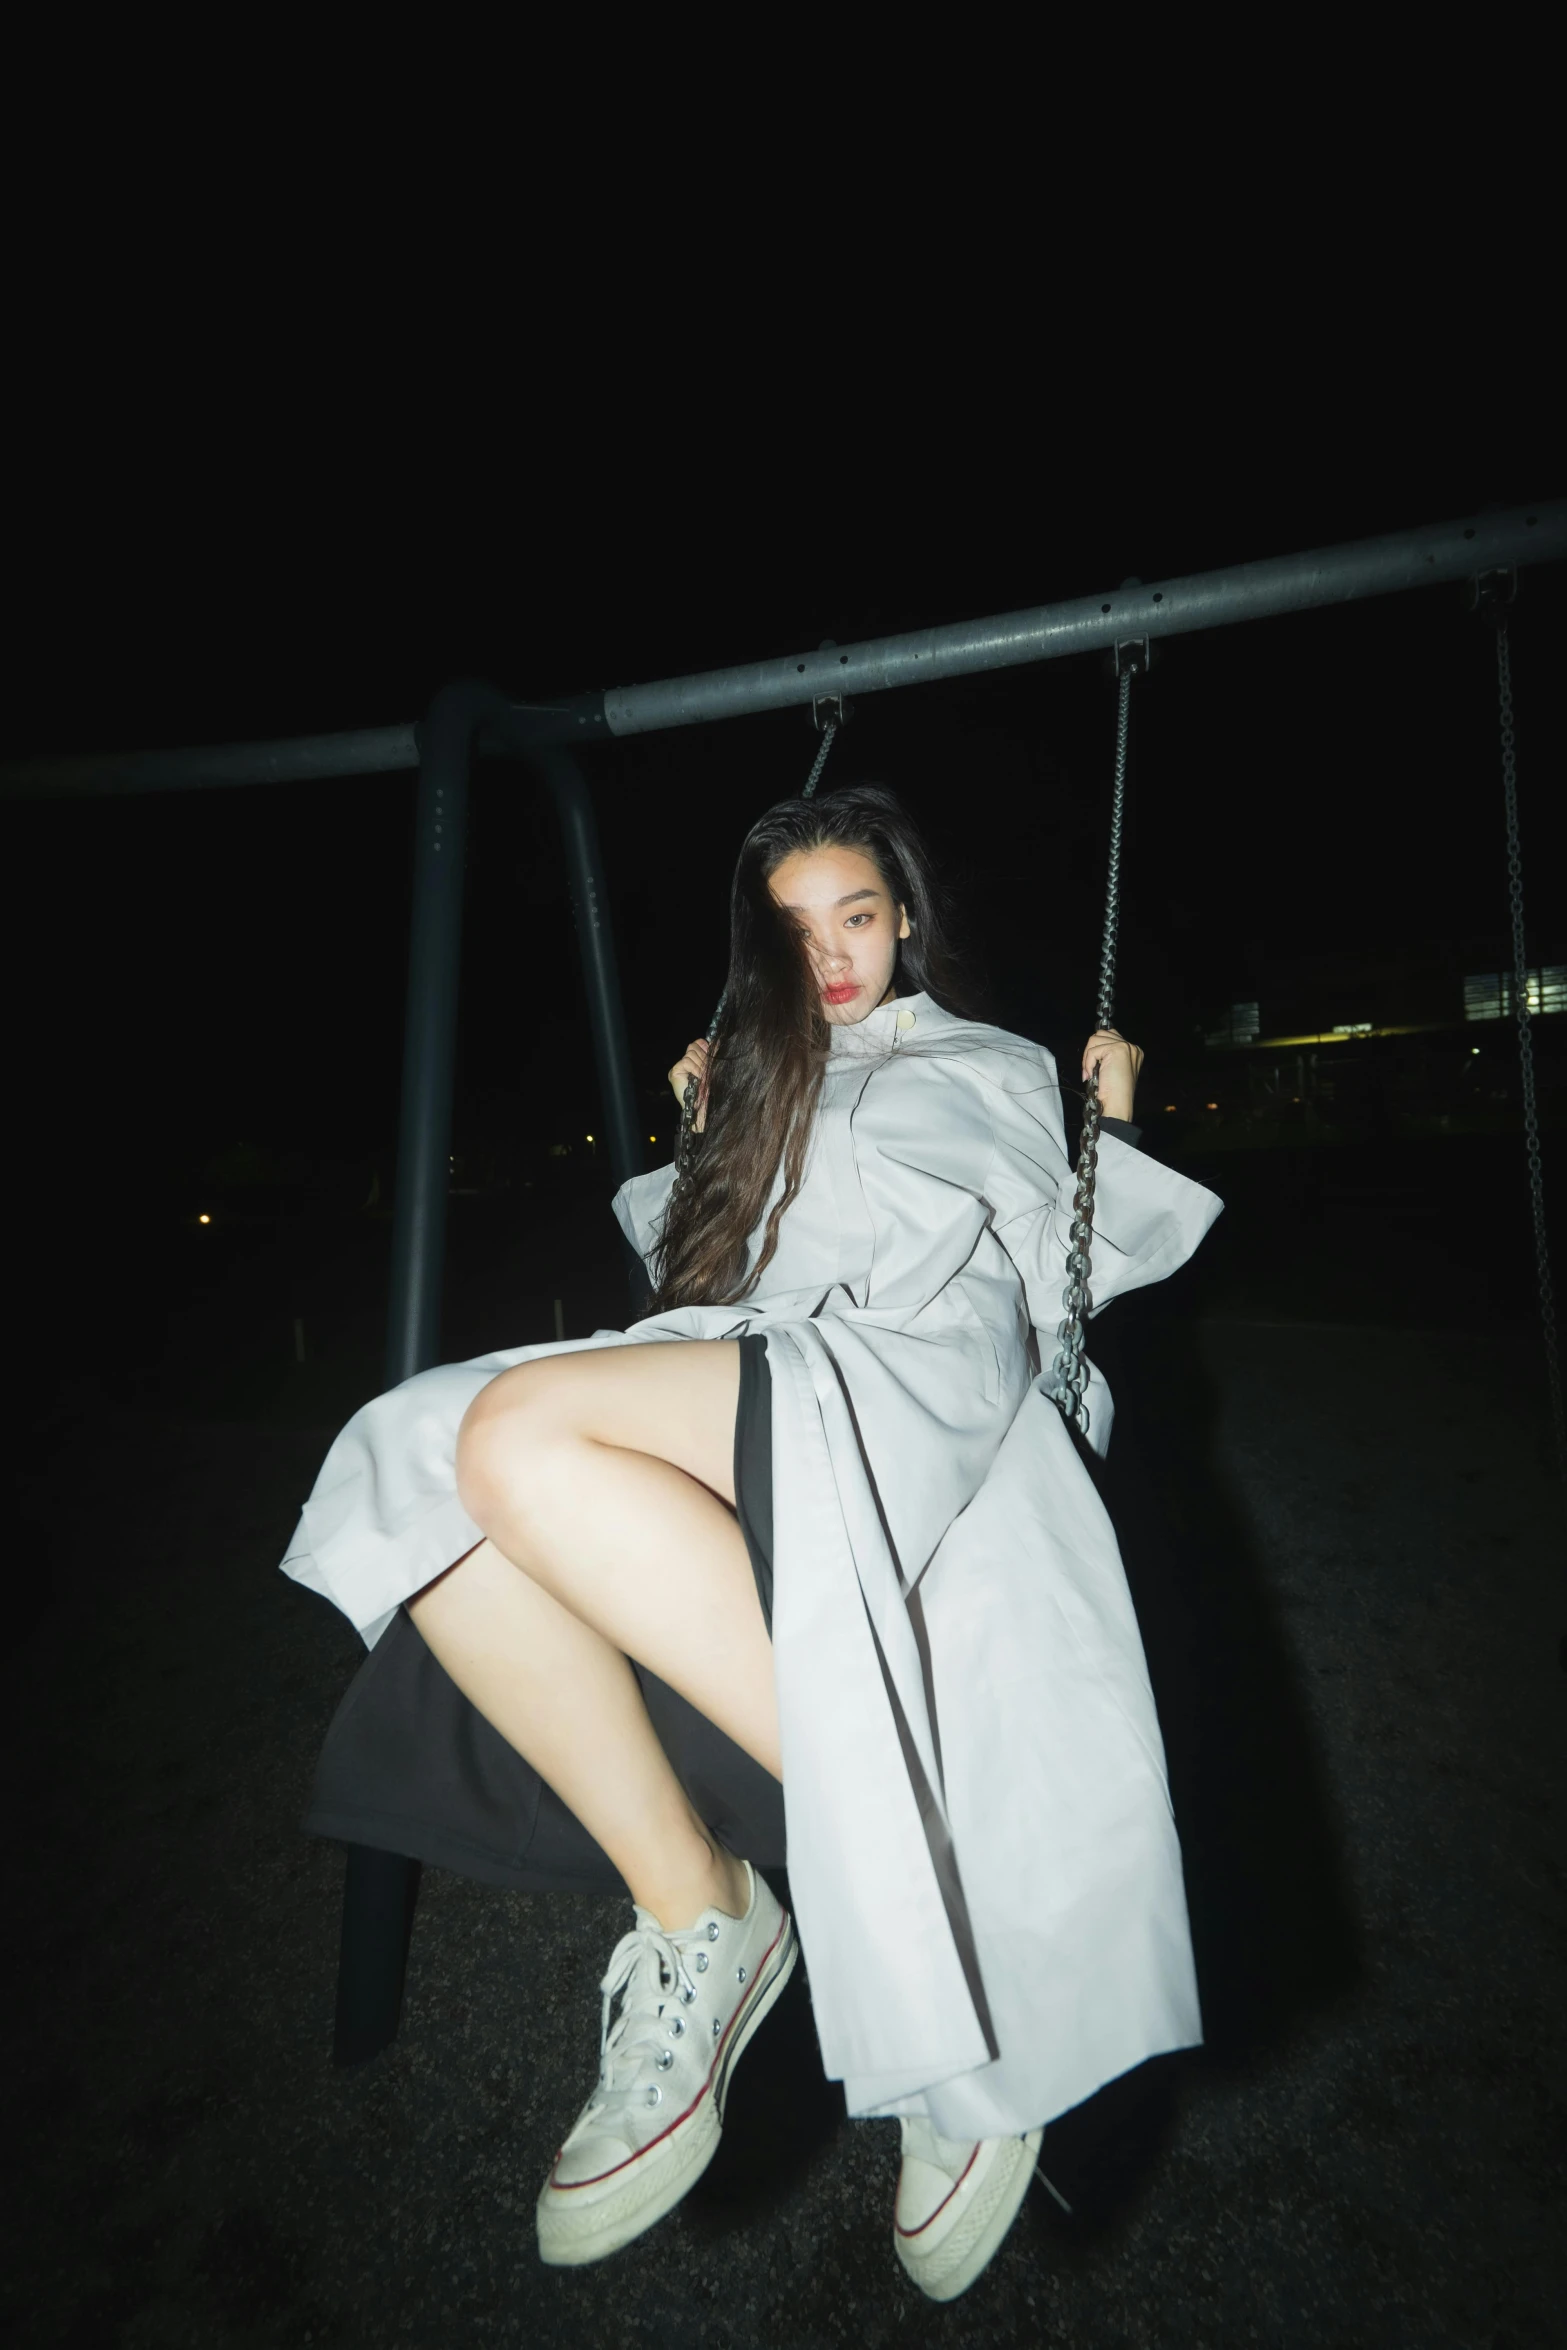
[1471,1047,1481,1055]
[1163,1104,1177,1113]
[586,1134,595,1143]
[1331,1022,1374,1036]
[1465,966,1567,1021]
[1205,1101,1218,1110]
[198,1213,211,1224]
[1204,1000,1260,1049]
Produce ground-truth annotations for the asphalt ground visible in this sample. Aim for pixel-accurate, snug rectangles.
[7,1225,1565,2344]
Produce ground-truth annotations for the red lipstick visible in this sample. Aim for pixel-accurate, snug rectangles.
[823,982,859,1005]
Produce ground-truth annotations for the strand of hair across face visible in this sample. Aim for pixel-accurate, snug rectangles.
[676,719,841,1170]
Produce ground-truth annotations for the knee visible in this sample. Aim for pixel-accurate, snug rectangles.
[454,1362,562,1528]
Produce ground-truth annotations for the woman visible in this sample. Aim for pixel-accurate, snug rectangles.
[282,783,1223,2302]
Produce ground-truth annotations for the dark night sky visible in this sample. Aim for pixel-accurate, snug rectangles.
[8,438,1564,1199]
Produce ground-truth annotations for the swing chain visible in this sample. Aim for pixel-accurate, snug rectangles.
[1048,1081,1105,1422]
[673,694,845,1192]
[1050,660,1136,1432]
[803,717,839,798]
[1096,652,1140,1028]
[1494,611,1567,1505]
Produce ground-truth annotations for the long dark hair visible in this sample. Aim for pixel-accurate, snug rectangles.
[652,783,980,1312]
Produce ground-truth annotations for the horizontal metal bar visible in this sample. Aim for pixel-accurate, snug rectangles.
[3,501,1561,794]
[598,502,1566,738]
[0,722,419,797]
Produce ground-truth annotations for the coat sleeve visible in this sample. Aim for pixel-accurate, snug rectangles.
[611,1161,677,1277]
[978,1044,1223,1329]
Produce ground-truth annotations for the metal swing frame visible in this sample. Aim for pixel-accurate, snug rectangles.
[7,500,1565,2064]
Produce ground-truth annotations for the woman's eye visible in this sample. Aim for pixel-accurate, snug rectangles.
[846,912,873,929]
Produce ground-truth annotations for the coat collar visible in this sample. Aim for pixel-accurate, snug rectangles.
[827,989,935,1056]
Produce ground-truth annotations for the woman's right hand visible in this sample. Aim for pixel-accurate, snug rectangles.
[667,1037,711,1131]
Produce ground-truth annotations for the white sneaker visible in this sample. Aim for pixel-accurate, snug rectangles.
[536,1860,797,2267]
[893,2116,1046,2301]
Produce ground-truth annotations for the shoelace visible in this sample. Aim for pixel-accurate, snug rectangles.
[587,1920,703,2115]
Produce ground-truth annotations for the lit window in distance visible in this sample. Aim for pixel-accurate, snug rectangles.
[1204,1001,1260,1048]
[1466,966,1567,1020]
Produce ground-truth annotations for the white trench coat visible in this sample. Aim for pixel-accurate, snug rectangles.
[282,991,1223,2137]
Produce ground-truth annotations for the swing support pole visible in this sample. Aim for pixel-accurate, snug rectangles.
[384,684,643,1386]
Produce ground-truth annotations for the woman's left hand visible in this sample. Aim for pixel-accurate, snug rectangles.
[1082,1028,1144,1122]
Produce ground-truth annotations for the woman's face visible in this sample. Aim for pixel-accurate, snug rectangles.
[767,843,911,1026]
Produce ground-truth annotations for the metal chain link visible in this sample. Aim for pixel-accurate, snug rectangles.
[1496,619,1567,1507]
[802,717,838,801]
[1094,683,1129,1034]
[1049,665,1134,1433]
[674,718,841,1190]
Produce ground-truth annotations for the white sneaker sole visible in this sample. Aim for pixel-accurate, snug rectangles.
[536,1907,798,2267]
[893,2126,1044,2303]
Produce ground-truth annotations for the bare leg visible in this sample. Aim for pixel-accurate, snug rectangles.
[410,1538,751,1929]
[409,1341,775,1931]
